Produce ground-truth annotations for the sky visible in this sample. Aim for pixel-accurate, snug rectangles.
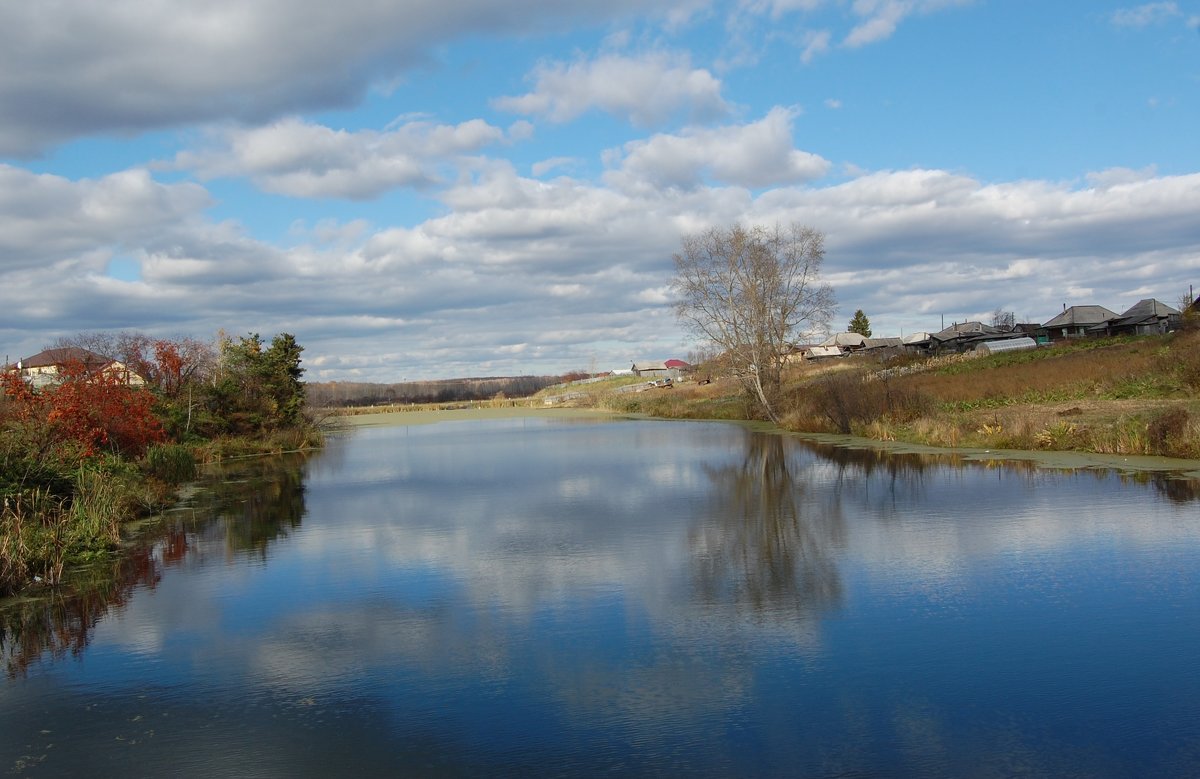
[2,1,1199,381]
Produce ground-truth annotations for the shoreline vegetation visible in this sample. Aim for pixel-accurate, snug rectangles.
[7,327,1198,598]
[2,332,320,597]
[594,328,1200,470]
[330,327,1200,477]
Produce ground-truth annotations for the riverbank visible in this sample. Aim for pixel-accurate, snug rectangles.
[543,329,1200,469]
[334,405,612,428]
[322,398,1200,481]
[1,429,324,598]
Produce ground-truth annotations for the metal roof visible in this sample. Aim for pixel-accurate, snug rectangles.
[819,332,866,348]
[933,321,1000,340]
[1041,305,1118,329]
[1112,298,1180,324]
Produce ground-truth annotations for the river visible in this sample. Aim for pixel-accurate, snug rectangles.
[3,412,1199,777]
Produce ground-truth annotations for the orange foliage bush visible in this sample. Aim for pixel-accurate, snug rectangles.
[1,360,165,460]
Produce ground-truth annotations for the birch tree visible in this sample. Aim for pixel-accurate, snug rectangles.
[672,222,835,424]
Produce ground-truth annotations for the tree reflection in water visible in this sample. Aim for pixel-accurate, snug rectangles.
[691,431,845,616]
[0,452,312,678]
[689,431,1200,621]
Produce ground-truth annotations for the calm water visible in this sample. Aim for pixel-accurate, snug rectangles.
[3,414,1200,777]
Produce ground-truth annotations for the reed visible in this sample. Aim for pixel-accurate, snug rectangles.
[144,443,198,483]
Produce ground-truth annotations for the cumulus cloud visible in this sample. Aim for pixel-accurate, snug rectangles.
[171,117,511,199]
[492,51,730,126]
[604,107,831,191]
[6,152,1200,381]
[0,165,212,271]
[0,0,692,156]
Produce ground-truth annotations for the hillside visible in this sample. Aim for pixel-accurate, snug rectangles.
[592,329,1200,460]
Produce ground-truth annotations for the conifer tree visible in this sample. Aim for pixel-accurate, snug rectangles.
[848,309,872,337]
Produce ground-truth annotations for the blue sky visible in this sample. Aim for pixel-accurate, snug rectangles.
[2,0,1199,380]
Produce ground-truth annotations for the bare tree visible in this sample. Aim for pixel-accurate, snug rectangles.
[990,308,1016,330]
[673,222,835,424]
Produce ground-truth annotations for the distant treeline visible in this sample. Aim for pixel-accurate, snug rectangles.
[307,375,567,407]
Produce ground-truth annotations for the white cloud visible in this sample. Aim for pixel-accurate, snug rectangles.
[801,29,833,63]
[605,107,831,191]
[1085,165,1159,189]
[3,156,1200,381]
[531,157,583,177]
[170,117,510,199]
[0,0,697,155]
[844,0,971,48]
[1110,2,1181,27]
[729,0,969,63]
[740,0,826,19]
[0,165,212,272]
[492,51,730,126]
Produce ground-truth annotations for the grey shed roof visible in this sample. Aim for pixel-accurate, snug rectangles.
[1113,298,1180,324]
[933,321,1000,340]
[820,332,867,348]
[1041,305,1119,329]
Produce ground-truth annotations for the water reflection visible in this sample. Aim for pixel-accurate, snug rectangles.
[196,455,308,559]
[691,431,843,616]
[3,419,1200,777]
[0,452,312,678]
[797,435,1200,506]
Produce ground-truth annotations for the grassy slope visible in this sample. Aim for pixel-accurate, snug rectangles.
[594,329,1200,460]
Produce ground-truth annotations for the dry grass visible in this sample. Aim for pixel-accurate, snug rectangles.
[778,333,1200,458]
[891,337,1169,405]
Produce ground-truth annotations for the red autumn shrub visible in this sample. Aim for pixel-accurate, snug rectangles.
[1,360,165,460]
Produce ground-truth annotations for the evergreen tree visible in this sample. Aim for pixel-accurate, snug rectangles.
[264,333,306,426]
[848,309,872,337]
[207,332,306,432]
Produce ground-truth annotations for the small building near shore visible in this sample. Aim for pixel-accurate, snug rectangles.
[9,347,145,388]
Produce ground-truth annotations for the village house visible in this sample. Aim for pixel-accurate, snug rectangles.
[7,347,145,388]
[1091,299,1182,336]
[1039,305,1119,341]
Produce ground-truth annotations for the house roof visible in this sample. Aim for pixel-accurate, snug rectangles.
[804,346,842,358]
[632,361,668,372]
[862,337,903,349]
[819,332,866,348]
[663,359,691,369]
[18,347,113,370]
[1112,298,1180,325]
[933,321,1000,340]
[1041,305,1118,329]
